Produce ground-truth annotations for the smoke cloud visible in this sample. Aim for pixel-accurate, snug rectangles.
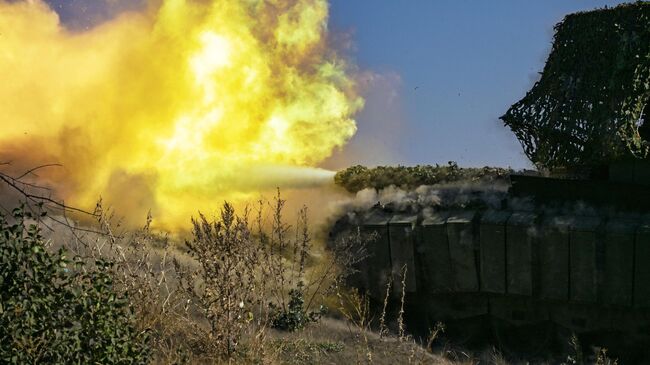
[0,0,363,229]
[330,181,512,225]
[322,70,407,169]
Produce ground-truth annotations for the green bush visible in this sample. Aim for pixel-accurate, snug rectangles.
[269,286,326,332]
[0,206,150,364]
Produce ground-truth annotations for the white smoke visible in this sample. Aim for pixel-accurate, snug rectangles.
[329,180,513,224]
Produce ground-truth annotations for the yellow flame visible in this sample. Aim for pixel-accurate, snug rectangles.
[0,0,362,229]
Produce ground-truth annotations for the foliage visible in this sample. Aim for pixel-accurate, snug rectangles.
[334,162,511,193]
[501,2,650,169]
[0,206,149,364]
[269,286,326,331]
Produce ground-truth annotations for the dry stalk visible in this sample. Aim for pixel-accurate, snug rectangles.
[336,287,373,365]
[426,322,445,351]
[379,276,393,340]
[595,347,618,365]
[398,264,408,342]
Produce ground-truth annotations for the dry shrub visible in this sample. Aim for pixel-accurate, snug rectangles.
[75,201,189,363]
[174,202,263,358]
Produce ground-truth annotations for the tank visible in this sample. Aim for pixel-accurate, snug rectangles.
[330,3,650,361]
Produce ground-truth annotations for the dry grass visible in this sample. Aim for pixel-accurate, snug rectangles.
[267,317,452,365]
[39,191,378,364]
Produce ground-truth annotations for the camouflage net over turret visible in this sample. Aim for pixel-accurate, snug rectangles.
[501,2,650,170]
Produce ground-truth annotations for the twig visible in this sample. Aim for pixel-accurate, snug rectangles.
[379,276,392,339]
[0,172,97,216]
[398,264,407,342]
[0,164,108,243]
[16,163,62,180]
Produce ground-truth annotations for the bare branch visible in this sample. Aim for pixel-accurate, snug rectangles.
[0,172,97,217]
[16,163,63,180]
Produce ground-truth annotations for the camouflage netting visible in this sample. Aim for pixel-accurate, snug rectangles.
[501,2,650,170]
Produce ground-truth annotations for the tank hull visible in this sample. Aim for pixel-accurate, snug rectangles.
[334,188,650,361]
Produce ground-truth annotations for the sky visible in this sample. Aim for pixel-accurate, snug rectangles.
[44,0,630,170]
[326,0,631,169]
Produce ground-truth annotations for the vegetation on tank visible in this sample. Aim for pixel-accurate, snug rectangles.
[501,2,650,170]
[334,162,511,193]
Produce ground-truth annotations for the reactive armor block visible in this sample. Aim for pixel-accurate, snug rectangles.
[479,210,511,294]
[446,211,479,292]
[388,214,419,294]
[417,212,452,293]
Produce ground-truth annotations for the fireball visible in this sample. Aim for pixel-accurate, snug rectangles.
[0,0,363,229]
